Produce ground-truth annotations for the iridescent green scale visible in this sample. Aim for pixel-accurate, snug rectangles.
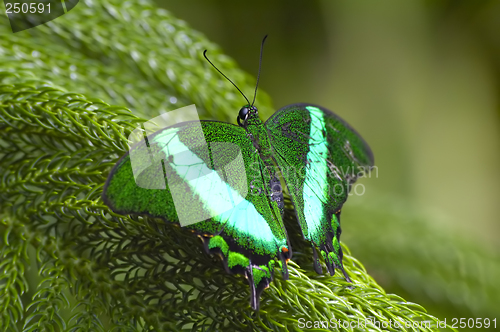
[103,101,373,310]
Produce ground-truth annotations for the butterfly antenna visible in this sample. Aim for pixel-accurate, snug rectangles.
[251,35,268,107]
[203,50,250,105]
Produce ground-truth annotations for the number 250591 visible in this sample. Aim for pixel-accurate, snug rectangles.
[451,318,496,329]
[5,3,50,14]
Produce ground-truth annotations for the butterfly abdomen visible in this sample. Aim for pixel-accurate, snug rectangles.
[268,174,285,212]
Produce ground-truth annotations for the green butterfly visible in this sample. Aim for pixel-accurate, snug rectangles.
[102,42,374,310]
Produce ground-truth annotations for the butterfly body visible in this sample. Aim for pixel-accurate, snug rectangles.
[240,106,286,214]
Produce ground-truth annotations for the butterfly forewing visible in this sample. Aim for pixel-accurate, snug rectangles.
[102,120,290,309]
[266,103,373,277]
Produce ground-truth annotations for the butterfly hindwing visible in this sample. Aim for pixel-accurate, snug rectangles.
[266,103,374,278]
[103,120,290,310]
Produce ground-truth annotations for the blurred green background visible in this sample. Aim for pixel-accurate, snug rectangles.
[158,0,500,328]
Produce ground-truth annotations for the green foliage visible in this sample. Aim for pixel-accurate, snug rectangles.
[0,0,454,331]
[0,217,29,331]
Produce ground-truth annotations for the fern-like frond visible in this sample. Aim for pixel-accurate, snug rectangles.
[0,0,273,121]
[0,216,29,332]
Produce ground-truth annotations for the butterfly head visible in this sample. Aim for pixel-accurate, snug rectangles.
[237,105,258,127]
